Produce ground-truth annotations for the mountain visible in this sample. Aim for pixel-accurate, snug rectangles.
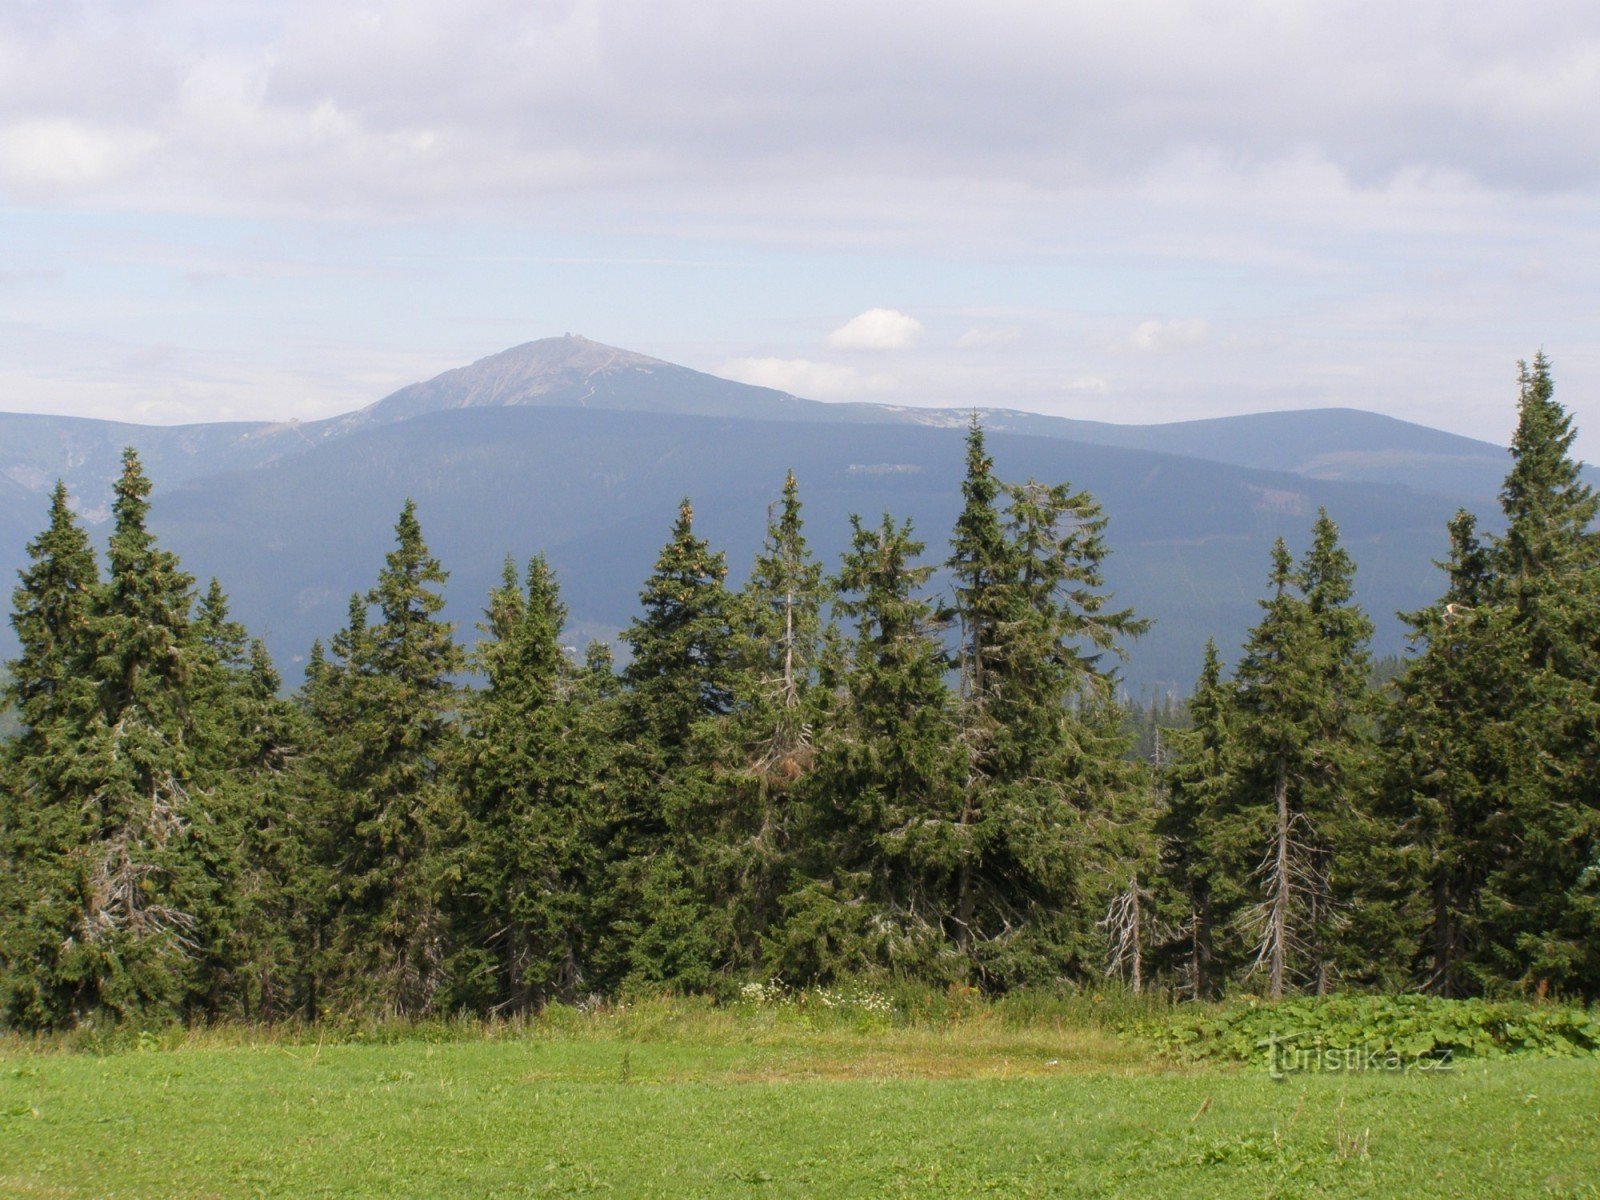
[346,335,894,429]
[0,334,1547,694]
[945,407,1519,501]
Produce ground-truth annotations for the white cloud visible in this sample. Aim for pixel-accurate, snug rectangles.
[827,308,924,351]
[716,356,895,398]
[1114,318,1212,353]
[956,325,1023,349]
[0,119,155,194]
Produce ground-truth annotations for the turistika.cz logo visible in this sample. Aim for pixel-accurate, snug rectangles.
[1257,1032,1456,1078]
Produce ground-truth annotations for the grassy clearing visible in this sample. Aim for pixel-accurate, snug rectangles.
[2,1000,1597,1198]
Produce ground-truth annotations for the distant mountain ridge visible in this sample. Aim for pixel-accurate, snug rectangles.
[0,334,1558,692]
[0,333,1526,509]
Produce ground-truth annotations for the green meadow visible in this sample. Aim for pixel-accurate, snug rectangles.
[2,1000,1597,1199]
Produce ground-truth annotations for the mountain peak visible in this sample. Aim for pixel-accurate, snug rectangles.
[350,333,847,427]
[357,335,670,422]
[485,333,666,372]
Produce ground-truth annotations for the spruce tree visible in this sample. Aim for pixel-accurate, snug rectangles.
[4,482,98,735]
[715,473,830,972]
[458,556,607,1009]
[620,500,738,761]
[999,473,1151,985]
[1223,515,1376,997]
[287,637,342,1019]
[1480,355,1600,994]
[940,420,1151,986]
[313,500,464,1015]
[186,579,303,1018]
[1155,640,1236,997]
[1297,510,1388,988]
[777,513,966,982]
[1382,512,1521,994]
[0,483,102,1025]
[607,500,738,989]
[739,471,827,774]
[3,452,224,1023]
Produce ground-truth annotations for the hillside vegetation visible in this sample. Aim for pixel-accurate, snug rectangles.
[1,355,1596,1033]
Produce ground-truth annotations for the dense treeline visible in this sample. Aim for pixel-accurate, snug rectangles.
[1,357,1596,1028]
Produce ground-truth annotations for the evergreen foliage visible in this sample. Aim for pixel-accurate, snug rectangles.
[717,474,830,972]
[1,455,224,1024]
[309,500,464,1016]
[0,670,19,743]
[457,556,608,1010]
[782,512,966,982]
[1371,358,1600,999]
[1180,514,1379,999]
[944,420,1151,987]
[1155,641,1236,997]
[1,351,1595,1030]
[609,500,739,990]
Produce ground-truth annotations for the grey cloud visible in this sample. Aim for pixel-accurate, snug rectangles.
[1,0,1597,215]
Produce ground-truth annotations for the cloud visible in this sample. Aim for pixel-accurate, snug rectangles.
[5,1,1596,216]
[827,309,924,351]
[1065,376,1110,394]
[956,326,1023,349]
[716,356,895,398]
[0,118,156,194]
[1114,318,1212,353]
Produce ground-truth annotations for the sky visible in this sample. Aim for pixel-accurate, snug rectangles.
[2,0,1598,454]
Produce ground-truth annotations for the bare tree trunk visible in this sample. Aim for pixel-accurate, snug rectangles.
[782,581,796,708]
[1129,880,1143,994]
[1099,875,1149,992]
[1268,758,1290,999]
[1432,870,1455,998]
[954,773,975,956]
[1189,887,1212,1000]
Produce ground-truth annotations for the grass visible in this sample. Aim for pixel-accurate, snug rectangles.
[2,998,1597,1198]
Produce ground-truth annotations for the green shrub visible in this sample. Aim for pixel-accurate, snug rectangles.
[1138,994,1600,1067]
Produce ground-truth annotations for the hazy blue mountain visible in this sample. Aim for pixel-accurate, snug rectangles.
[138,406,1462,694]
[0,334,1552,694]
[2,335,1532,511]
[0,411,305,521]
[942,407,1520,500]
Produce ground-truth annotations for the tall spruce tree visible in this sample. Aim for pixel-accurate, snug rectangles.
[1382,512,1519,994]
[942,422,1151,985]
[776,513,967,982]
[716,474,830,970]
[4,483,98,737]
[740,471,827,774]
[1155,640,1237,997]
[1224,514,1376,997]
[1,483,103,1025]
[4,452,224,1023]
[458,556,607,1009]
[1297,510,1389,988]
[607,500,738,989]
[1228,540,1315,998]
[619,499,737,767]
[1000,473,1152,986]
[313,500,464,1015]
[186,579,303,1018]
[1480,355,1600,994]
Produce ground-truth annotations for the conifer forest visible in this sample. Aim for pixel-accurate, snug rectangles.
[2,355,1596,1030]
